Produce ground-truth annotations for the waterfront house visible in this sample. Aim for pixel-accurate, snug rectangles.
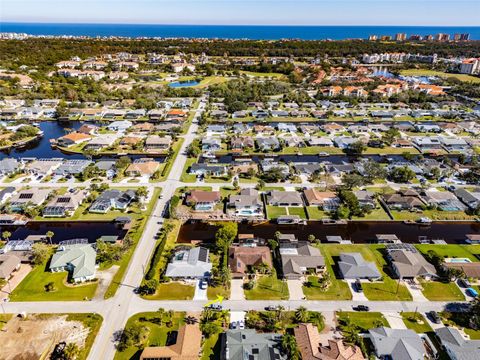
[221,329,286,360]
[139,324,202,360]
[125,159,160,177]
[107,120,132,132]
[338,252,381,280]
[293,163,322,176]
[228,245,272,278]
[454,188,480,209]
[353,190,376,209]
[49,244,96,283]
[308,137,334,147]
[125,109,146,120]
[383,189,424,210]
[386,244,437,280]
[10,189,51,212]
[201,137,222,152]
[256,137,280,151]
[294,323,365,360]
[227,188,263,216]
[368,327,432,360]
[421,190,466,211]
[43,189,88,217]
[0,158,20,175]
[303,189,340,211]
[185,190,221,211]
[165,247,212,279]
[279,242,325,279]
[54,160,93,176]
[333,136,361,150]
[440,137,470,152]
[144,135,172,151]
[77,124,99,135]
[230,136,254,150]
[84,135,116,151]
[189,163,226,177]
[89,189,135,213]
[267,191,304,207]
[412,137,443,152]
[435,327,480,360]
[57,132,92,147]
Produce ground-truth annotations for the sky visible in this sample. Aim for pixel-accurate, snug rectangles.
[1,0,480,26]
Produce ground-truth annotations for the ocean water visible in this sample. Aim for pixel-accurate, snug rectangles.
[1,23,480,40]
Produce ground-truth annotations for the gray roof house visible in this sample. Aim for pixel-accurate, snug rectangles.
[165,247,212,279]
[338,252,381,279]
[435,326,480,360]
[227,188,263,217]
[10,188,51,211]
[89,189,135,213]
[387,245,437,280]
[0,187,15,204]
[43,189,88,217]
[0,158,19,175]
[256,137,280,151]
[279,242,325,279]
[221,329,286,360]
[368,327,428,360]
[49,244,96,283]
[54,159,93,176]
[0,253,21,279]
[267,191,303,207]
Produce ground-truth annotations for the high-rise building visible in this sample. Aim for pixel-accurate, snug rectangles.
[409,35,422,41]
[460,58,480,75]
[395,33,407,41]
[435,33,450,41]
[369,35,378,41]
[380,35,392,41]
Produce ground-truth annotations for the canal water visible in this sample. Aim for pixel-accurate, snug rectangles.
[0,221,126,243]
[177,221,480,244]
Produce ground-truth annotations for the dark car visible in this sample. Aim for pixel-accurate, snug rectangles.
[208,304,222,310]
[428,311,441,324]
[265,306,277,311]
[459,278,471,288]
[355,279,363,293]
[353,305,369,312]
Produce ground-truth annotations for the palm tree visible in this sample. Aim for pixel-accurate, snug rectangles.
[295,306,309,323]
[46,231,54,244]
[63,343,79,360]
[2,231,11,241]
[201,308,215,323]
[281,334,300,360]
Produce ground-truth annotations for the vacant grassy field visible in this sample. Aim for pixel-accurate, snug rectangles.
[337,311,389,332]
[144,282,195,300]
[420,280,465,301]
[288,206,308,219]
[401,312,433,334]
[66,313,103,360]
[244,273,289,300]
[391,210,475,221]
[416,244,480,262]
[266,205,287,219]
[400,69,480,83]
[306,206,330,220]
[9,261,98,302]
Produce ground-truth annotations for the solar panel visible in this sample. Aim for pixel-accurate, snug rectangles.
[19,193,33,199]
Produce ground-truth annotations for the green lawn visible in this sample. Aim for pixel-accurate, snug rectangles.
[306,206,330,220]
[144,282,195,300]
[244,273,289,300]
[351,206,391,221]
[9,261,98,301]
[400,69,480,83]
[180,158,197,183]
[201,332,222,360]
[303,275,352,300]
[0,314,13,330]
[288,206,308,219]
[416,244,480,262]
[207,285,230,300]
[440,311,480,340]
[337,311,389,332]
[266,205,287,219]
[114,311,185,360]
[391,210,474,221]
[401,312,433,333]
[314,244,411,301]
[420,280,465,301]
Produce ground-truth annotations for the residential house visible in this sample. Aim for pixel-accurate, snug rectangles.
[421,190,466,211]
[435,326,480,360]
[89,189,135,213]
[387,244,437,280]
[125,159,160,177]
[256,137,280,151]
[54,160,93,176]
[333,136,361,150]
[294,323,365,360]
[308,137,334,147]
[165,247,212,279]
[227,188,263,217]
[25,158,63,176]
[77,124,99,135]
[454,188,480,209]
[228,245,272,278]
[202,137,222,152]
[279,242,325,279]
[144,135,172,151]
[189,163,226,177]
[353,190,376,209]
[338,252,381,279]
[0,254,21,280]
[139,324,202,360]
[293,163,322,176]
[107,120,132,132]
[0,158,20,176]
[43,189,88,217]
[49,244,96,283]
[10,189,51,212]
[267,191,304,207]
[303,189,340,211]
[412,137,443,152]
[57,132,92,147]
[84,135,116,151]
[132,122,154,133]
[230,137,254,150]
[383,189,425,210]
[0,187,15,204]
[221,329,286,360]
[186,190,221,211]
[441,137,470,152]
[368,327,431,360]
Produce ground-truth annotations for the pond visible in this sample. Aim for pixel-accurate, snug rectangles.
[168,80,200,88]
[0,221,127,243]
[177,220,480,244]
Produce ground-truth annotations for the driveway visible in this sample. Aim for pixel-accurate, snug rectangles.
[346,280,368,301]
[287,279,304,300]
[193,279,207,300]
[93,265,119,300]
[423,312,445,330]
[405,281,428,302]
[230,311,246,325]
[454,280,476,300]
[0,264,32,301]
[230,279,245,300]
[383,312,407,329]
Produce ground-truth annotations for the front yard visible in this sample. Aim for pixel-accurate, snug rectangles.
[401,312,433,334]
[420,280,465,301]
[244,272,289,300]
[336,311,389,332]
[143,282,195,300]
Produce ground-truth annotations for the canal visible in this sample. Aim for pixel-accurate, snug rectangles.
[177,220,480,244]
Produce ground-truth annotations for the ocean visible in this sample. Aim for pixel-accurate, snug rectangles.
[1,23,480,40]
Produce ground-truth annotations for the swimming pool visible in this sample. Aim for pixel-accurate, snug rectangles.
[168,80,200,88]
[444,258,472,263]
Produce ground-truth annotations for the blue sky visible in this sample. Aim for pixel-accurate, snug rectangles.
[1,0,480,25]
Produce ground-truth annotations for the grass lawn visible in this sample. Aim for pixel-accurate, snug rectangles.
[114,311,185,360]
[400,69,480,83]
[337,311,389,332]
[288,206,308,219]
[266,205,287,219]
[9,261,98,301]
[416,244,479,262]
[364,147,420,155]
[207,285,230,300]
[390,210,475,221]
[143,282,195,300]
[440,311,480,340]
[401,312,432,333]
[180,158,197,183]
[420,280,465,301]
[465,245,480,257]
[303,275,352,300]
[351,206,391,221]
[0,314,13,330]
[306,206,330,220]
[240,70,287,80]
[158,138,185,181]
[201,332,222,360]
[244,273,289,300]
[316,244,411,301]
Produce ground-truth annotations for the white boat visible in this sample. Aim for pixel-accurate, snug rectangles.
[416,217,432,225]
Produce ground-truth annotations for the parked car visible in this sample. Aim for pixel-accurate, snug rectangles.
[466,288,479,298]
[265,306,277,311]
[199,279,208,289]
[354,279,363,293]
[459,278,472,288]
[208,303,222,310]
[353,305,369,312]
[428,311,441,324]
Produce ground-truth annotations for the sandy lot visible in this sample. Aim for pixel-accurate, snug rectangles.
[0,314,89,360]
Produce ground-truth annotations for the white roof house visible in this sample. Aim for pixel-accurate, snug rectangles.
[49,244,96,283]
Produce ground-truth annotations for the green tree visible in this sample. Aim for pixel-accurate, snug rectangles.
[344,141,366,156]
[295,306,309,323]
[388,166,416,183]
[31,243,50,265]
[46,231,54,244]
[2,231,11,241]
[63,343,80,360]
